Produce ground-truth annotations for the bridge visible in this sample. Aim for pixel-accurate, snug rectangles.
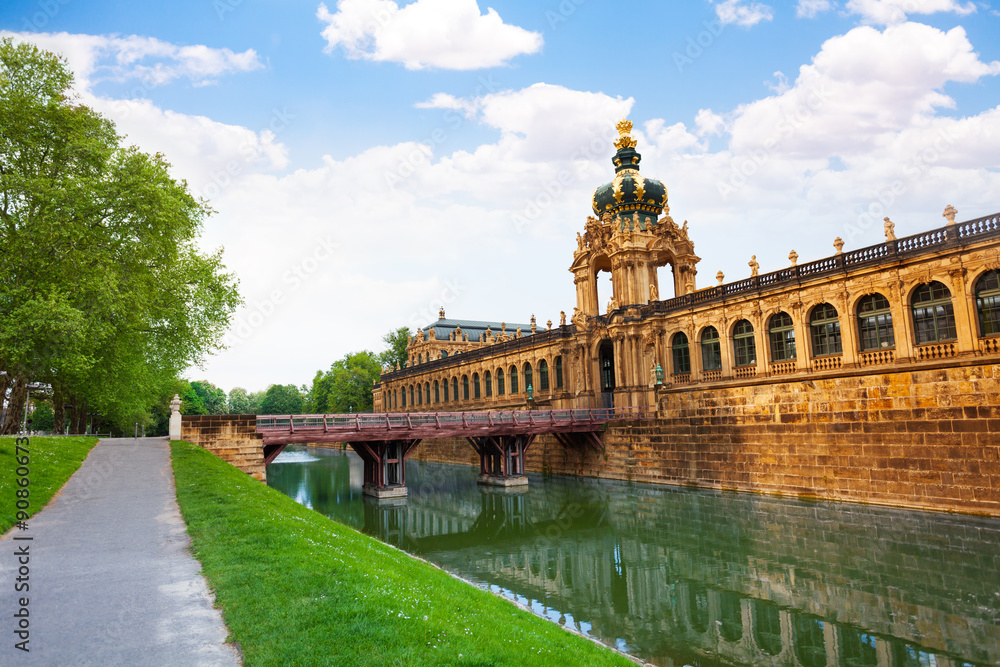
[256,407,654,498]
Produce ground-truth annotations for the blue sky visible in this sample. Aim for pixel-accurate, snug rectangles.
[3,0,999,393]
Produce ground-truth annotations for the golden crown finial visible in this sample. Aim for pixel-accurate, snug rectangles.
[614,117,637,150]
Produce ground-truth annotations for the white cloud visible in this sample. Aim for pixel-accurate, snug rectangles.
[715,0,774,27]
[414,92,481,119]
[694,109,727,136]
[0,31,263,89]
[845,0,976,24]
[316,0,542,70]
[796,0,833,18]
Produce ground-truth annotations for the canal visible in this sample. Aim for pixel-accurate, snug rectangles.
[267,446,1000,666]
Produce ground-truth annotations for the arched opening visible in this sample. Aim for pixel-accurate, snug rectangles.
[768,312,796,362]
[555,356,563,389]
[810,303,842,357]
[733,320,757,367]
[857,293,895,351]
[596,270,614,313]
[462,375,469,400]
[539,359,549,391]
[975,269,1000,336]
[473,373,481,399]
[671,332,690,375]
[794,615,826,667]
[523,362,533,396]
[753,600,782,656]
[701,326,722,371]
[485,371,493,397]
[912,281,956,344]
[599,339,615,408]
[509,365,519,394]
[497,368,505,396]
[434,380,440,404]
[452,377,459,401]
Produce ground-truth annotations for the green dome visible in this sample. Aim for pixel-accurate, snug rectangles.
[591,121,667,221]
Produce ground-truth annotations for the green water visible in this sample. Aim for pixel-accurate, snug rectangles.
[267,446,1000,666]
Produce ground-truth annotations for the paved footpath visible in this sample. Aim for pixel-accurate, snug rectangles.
[1,437,240,666]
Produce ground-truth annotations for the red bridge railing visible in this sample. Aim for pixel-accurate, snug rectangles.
[256,406,656,444]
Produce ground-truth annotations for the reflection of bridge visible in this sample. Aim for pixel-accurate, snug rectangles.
[258,408,652,497]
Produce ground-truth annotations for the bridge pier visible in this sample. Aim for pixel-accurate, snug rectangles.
[468,435,535,487]
[349,439,421,499]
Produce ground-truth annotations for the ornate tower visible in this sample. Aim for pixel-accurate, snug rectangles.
[570,119,700,317]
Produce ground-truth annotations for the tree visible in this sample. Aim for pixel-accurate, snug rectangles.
[29,401,54,432]
[259,384,304,415]
[321,351,382,413]
[0,39,241,434]
[378,326,410,370]
[248,390,266,414]
[190,380,227,414]
[227,387,251,414]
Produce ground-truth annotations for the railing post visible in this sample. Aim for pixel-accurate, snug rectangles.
[289,415,295,434]
[462,413,467,427]
[550,410,555,425]
[385,413,391,430]
[435,413,441,429]
[355,413,360,431]
[407,414,412,428]
[323,416,328,433]
[488,411,494,426]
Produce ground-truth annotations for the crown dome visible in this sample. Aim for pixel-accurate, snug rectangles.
[591,119,667,220]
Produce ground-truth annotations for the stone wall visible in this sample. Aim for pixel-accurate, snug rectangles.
[181,415,265,481]
[411,362,1000,515]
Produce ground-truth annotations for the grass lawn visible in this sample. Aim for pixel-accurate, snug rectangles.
[0,436,99,534]
[171,440,636,667]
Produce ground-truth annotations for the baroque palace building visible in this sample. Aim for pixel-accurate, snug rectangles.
[373,119,1000,416]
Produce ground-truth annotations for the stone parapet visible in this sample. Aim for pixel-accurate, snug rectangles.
[181,415,266,481]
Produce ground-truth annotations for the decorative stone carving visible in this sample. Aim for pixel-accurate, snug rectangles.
[882,217,895,241]
[943,205,957,225]
[749,255,759,277]
[834,237,844,255]
[546,319,552,330]
[560,311,567,326]
[649,283,658,301]
[789,250,799,267]
[530,314,536,334]
[717,270,725,285]
[439,306,446,319]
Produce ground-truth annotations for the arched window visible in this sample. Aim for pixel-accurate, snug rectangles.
[857,293,895,351]
[443,379,449,402]
[701,326,722,371]
[485,370,493,397]
[434,380,440,403]
[976,270,1000,336]
[497,368,505,395]
[555,356,563,388]
[810,303,842,357]
[417,384,422,406]
[441,350,448,359]
[418,353,422,364]
[402,386,407,408]
[523,363,533,394]
[912,281,956,344]
[452,377,459,401]
[733,320,757,367]
[425,383,430,404]
[719,592,743,643]
[473,373,481,399]
[672,332,691,374]
[539,360,550,391]
[463,375,469,400]
[753,601,782,656]
[509,365,519,394]
[794,615,827,667]
[768,312,796,362]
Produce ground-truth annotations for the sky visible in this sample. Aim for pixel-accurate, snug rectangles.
[2,0,999,394]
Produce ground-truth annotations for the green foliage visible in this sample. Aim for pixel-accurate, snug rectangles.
[190,380,227,414]
[0,436,98,533]
[378,326,411,370]
[309,351,381,414]
[247,390,266,414]
[171,440,634,666]
[259,384,304,415]
[227,387,251,414]
[29,402,54,432]
[0,39,241,433]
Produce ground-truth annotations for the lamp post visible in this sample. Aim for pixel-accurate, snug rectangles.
[22,383,46,435]
[655,364,664,386]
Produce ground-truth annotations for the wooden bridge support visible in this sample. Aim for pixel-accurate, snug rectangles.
[467,435,536,487]
[349,439,421,499]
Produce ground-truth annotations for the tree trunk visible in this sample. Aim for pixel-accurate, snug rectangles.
[53,384,66,435]
[70,399,88,435]
[1,377,28,435]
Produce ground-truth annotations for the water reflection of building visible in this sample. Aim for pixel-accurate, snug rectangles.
[360,468,1000,667]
